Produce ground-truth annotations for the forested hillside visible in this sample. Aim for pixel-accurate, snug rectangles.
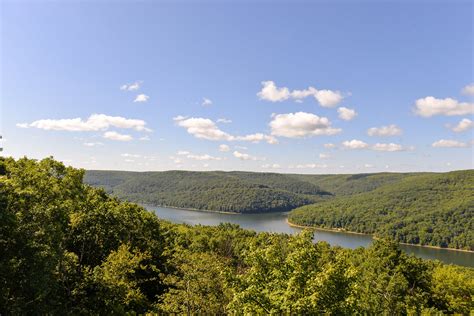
[85,170,331,213]
[85,170,420,213]
[293,172,419,196]
[289,170,474,250]
[1,157,473,314]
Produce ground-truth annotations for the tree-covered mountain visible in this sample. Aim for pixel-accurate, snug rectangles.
[85,170,332,213]
[1,157,473,314]
[289,170,474,250]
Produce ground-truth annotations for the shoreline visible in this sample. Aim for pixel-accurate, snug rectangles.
[286,219,474,253]
[143,204,241,215]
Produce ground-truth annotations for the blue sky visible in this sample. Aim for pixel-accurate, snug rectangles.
[1,0,473,173]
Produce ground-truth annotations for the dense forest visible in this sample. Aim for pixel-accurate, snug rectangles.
[289,170,474,250]
[1,157,473,314]
[85,170,332,213]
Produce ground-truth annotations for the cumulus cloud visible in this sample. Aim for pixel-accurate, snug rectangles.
[173,116,277,144]
[319,153,331,159]
[450,118,473,132]
[16,123,29,128]
[217,118,232,123]
[219,144,230,152]
[25,114,151,132]
[342,139,369,149]
[236,133,279,144]
[432,139,468,148]
[314,90,343,107]
[462,83,474,96]
[103,131,133,141]
[269,112,341,138]
[233,151,264,161]
[134,94,149,103]
[372,143,404,152]
[257,81,290,102]
[337,107,357,121]
[414,97,474,117]
[202,98,213,106]
[367,124,403,137]
[120,81,142,91]
[173,116,233,141]
[139,135,150,141]
[257,81,343,107]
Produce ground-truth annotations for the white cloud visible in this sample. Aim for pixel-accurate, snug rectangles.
[186,154,222,161]
[233,151,264,161]
[139,135,150,141]
[462,83,474,96]
[134,94,149,103]
[258,81,343,107]
[219,144,230,152]
[337,107,357,121]
[450,118,473,132]
[83,142,103,147]
[120,81,142,91]
[217,118,232,124]
[291,87,317,100]
[324,143,336,149]
[262,163,281,169]
[217,118,232,123]
[16,123,29,128]
[257,81,290,102]
[414,96,474,117]
[174,116,233,141]
[174,116,277,144]
[269,112,341,138]
[103,131,133,141]
[432,139,468,148]
[342,139,369,149]
[372,143,404,152]
[26,114,151,132]
[289,163,328,169]
[314,90,343,107]
[319,153,331,159]
[364,164,374,168]
[121,153,141,158]
[236,133,279,144]
[367,124,403,137]
[177,150,222,161]
[202,98,213,106]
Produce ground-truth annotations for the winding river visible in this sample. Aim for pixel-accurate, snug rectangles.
[147,206,474,267]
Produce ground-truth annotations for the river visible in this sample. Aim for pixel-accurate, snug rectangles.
[147,206,474,267]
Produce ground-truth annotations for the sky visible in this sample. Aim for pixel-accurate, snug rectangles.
[1,0,473,174]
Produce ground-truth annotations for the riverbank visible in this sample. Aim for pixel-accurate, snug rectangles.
[144,204,240,215]
[286,219,474,253]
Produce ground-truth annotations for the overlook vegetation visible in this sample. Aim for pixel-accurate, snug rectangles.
[1,157,473,314]
[289,170,474,250]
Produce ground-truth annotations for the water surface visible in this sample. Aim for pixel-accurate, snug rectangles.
[148,206,474,267]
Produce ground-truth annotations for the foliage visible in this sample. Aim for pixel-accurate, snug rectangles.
[1,157,473,314]
[289,170,474,250]
[85,170,332,213]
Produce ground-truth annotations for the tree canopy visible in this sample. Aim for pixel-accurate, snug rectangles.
[1,157,473,314]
